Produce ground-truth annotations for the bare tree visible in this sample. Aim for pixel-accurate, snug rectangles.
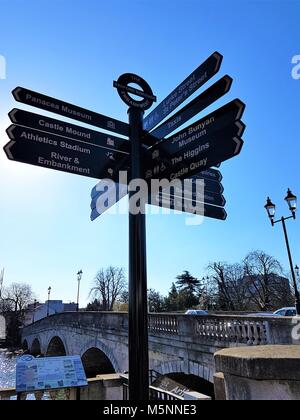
[243,251,290,311]
[2,283,34,313]
[1,283,35,345]
[89,267,127,311]
[207,262,237,311]
[226,263,251,311]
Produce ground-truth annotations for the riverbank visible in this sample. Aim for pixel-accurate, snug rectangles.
[0,348,24,357]
[0,349,19,388]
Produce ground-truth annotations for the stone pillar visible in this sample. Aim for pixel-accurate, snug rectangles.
[214,345,300,401]
[79,374,124,401]
[213,373,226,401]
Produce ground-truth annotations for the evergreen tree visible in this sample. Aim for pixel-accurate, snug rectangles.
[164,283,180,312]
[176,271,201,295]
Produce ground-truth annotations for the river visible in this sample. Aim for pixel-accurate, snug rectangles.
[0,350,17,388]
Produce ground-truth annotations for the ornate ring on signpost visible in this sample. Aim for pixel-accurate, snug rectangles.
[113,73,156,111]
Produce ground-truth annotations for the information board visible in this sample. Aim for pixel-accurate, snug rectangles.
[16,355,88,393]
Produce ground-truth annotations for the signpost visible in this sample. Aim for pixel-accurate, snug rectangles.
[143,131,244,182]
[147,100,245,156]
[113,73,157,401]
[90,179,226,220]
[144,51,223,132]
[152,194,227,220]
[4,51,246,401]
[5,125,127,181]
[9,108,130,155]
[150,75,232,140]
[12,87,130,137]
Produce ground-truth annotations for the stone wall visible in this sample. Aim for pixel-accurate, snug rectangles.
[214,346,300,400]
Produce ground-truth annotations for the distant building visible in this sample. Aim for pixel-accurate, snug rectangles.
[240,274,293,311]
[24,300,77,326]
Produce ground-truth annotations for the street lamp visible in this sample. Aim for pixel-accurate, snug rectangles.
[295,266,300,295]
[264,189,300,315]
[77,270,83,312]
[32,299,37,324]
[285,189,297,218]
[47,287,51,317]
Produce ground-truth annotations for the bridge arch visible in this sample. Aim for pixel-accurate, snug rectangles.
[81,348,116,378]
[155,360,214,384]
[79,340,121,374]
[22,339,29,352]
[31,338,42,356]
[46,336,67,357]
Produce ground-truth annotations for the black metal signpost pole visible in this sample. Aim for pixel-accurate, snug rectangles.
[113,74,157,401]
[128,107,149,401]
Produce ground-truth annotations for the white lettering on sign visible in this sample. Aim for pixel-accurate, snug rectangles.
[61,105,92,121]
[39,119,64,132]
[21,130,58,146]
[171,116,214,149]
[25,94,93,121]
[26,94,60,110]
[38,157,90,174]
[20,130,91,154]
[171,142,210,165]
[190,158,208,171]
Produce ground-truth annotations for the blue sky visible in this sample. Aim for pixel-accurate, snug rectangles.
[0,0,299,305]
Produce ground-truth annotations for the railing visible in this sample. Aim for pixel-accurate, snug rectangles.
[122,384,183,401]
[23,312,296,348]
[149,385,184,401]
[148,315,179,335]
[195,317,269,346]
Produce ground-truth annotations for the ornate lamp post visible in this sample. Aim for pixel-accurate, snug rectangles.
[77,270,83,312]
[47,286,52,317]
[32,299,37,324]
[264,189,300,315]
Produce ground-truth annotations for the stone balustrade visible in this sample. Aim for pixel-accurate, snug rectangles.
[21,311,298,387]
[23,312,297,347]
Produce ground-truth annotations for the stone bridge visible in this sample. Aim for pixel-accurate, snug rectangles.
[22,312,297,385]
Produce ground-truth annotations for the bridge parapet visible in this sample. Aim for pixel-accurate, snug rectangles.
[22,312,298,385]
[23,312,297,347]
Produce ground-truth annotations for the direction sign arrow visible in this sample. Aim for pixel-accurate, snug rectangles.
[151,194,227,220]
[9,109,130,155]
[5,125,128,181]
[91,179,225,210]
[149,120,245,166]
[4,140,15,160]
[12,87,130,137]
[144,132,244,182]
[144,52,223,132]
[144,119,245,181]
[149,75,233,140]
[150,99,245,156]
[195,168,223,183]
[159,190,226,207]
[90,181,226,221]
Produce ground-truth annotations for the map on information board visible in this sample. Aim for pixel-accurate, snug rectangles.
[16,355,88,393]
